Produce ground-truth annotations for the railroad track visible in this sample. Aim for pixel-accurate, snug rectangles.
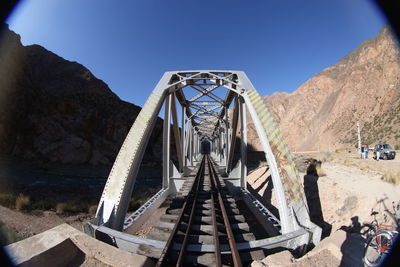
[148,155,269,266]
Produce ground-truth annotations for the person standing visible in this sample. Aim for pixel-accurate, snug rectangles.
[376,145,380,161]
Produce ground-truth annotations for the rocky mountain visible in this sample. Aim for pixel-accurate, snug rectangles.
[248,26,400,152]
[0,24,163,174]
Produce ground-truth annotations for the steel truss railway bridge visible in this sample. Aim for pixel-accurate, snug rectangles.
[84,70,321,265]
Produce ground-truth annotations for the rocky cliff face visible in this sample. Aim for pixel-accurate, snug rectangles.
[0,24,163,173]
[248,26,400,152]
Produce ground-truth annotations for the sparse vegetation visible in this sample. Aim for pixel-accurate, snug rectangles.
[128,193,151,212]
[316,165,326,177]
[364,138,374,146]
[30,198,57,211]
[15,194,30,211]
[0,193,17,209]
[320,152,333,163]
[339,158,371,172]
[382,171,400,185]
[306,158,327,177]
[0,191,99,214]
[0,181,160,216]
[88,205,98,215]
[0,193,57,211]
[56,202,72,214]
[55,197,98,214]
[56,201,85,214]
[0,221,22,246]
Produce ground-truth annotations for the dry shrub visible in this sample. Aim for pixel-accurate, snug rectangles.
[357,162,369,171]
[0,221,22,246]
[306,159,323,176]
[30,199,57,211]
[340,158,370,172]
[56,202,81,214]
[56,203,68,214]
[320,152,333,163]
[128,194,151,212]
[305,158,326,177]
[316,165,326,177]
[0,193,17,209]
[15,193,30,211]
[382,172,400,185]
[294,155,308,173]
[342,158,351,166]
[56,197,94,214]
[88,205,98,215]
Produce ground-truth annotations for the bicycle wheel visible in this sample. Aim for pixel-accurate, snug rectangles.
[363,232,393,267]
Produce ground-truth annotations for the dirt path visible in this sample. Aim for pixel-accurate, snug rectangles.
[248,159,400,232]
[248,159,400,266]
[0,205,91,240]
[317,162,400,232]
[331,151,400,174]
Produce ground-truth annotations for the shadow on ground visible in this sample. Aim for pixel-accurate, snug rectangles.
[303,167,332,239]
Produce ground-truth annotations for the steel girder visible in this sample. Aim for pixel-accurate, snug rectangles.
[85,70,321,252]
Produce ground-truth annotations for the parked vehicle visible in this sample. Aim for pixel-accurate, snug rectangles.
[373,144,396,160]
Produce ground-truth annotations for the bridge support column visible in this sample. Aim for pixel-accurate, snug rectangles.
[218,129,223,164]
[227,97,239,173]
[210,138,214,158]
[219,129,223,163]
[195,131,199,161]
[189,125,194,166]
[182,106,186,168]
[193,130,196,161]
[223,107,229,167]
[239,96,247,189]
[163,93,172,188]
[171,93,183,172]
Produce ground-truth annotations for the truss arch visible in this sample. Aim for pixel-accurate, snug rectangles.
[86,70,321,254]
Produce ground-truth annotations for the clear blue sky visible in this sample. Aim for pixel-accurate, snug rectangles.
[6,0,385,107]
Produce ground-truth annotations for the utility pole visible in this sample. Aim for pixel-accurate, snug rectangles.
[357,121,362,158]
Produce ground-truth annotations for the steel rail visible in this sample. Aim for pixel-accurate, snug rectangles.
[156,157,205,266]
[157,156,243,266]
[207,156,242,267]
[208,162,222,266]
[176,158,205,266]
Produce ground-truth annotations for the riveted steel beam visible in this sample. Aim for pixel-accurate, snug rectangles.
[87,70,320,252]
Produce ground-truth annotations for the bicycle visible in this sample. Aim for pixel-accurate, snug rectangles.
[363,210,399,267]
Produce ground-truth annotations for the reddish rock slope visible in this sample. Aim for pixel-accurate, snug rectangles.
[248,26,400,151]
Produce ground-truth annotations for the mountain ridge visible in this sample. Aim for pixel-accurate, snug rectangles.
[0,24,163,175]
[251,25,400,152]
